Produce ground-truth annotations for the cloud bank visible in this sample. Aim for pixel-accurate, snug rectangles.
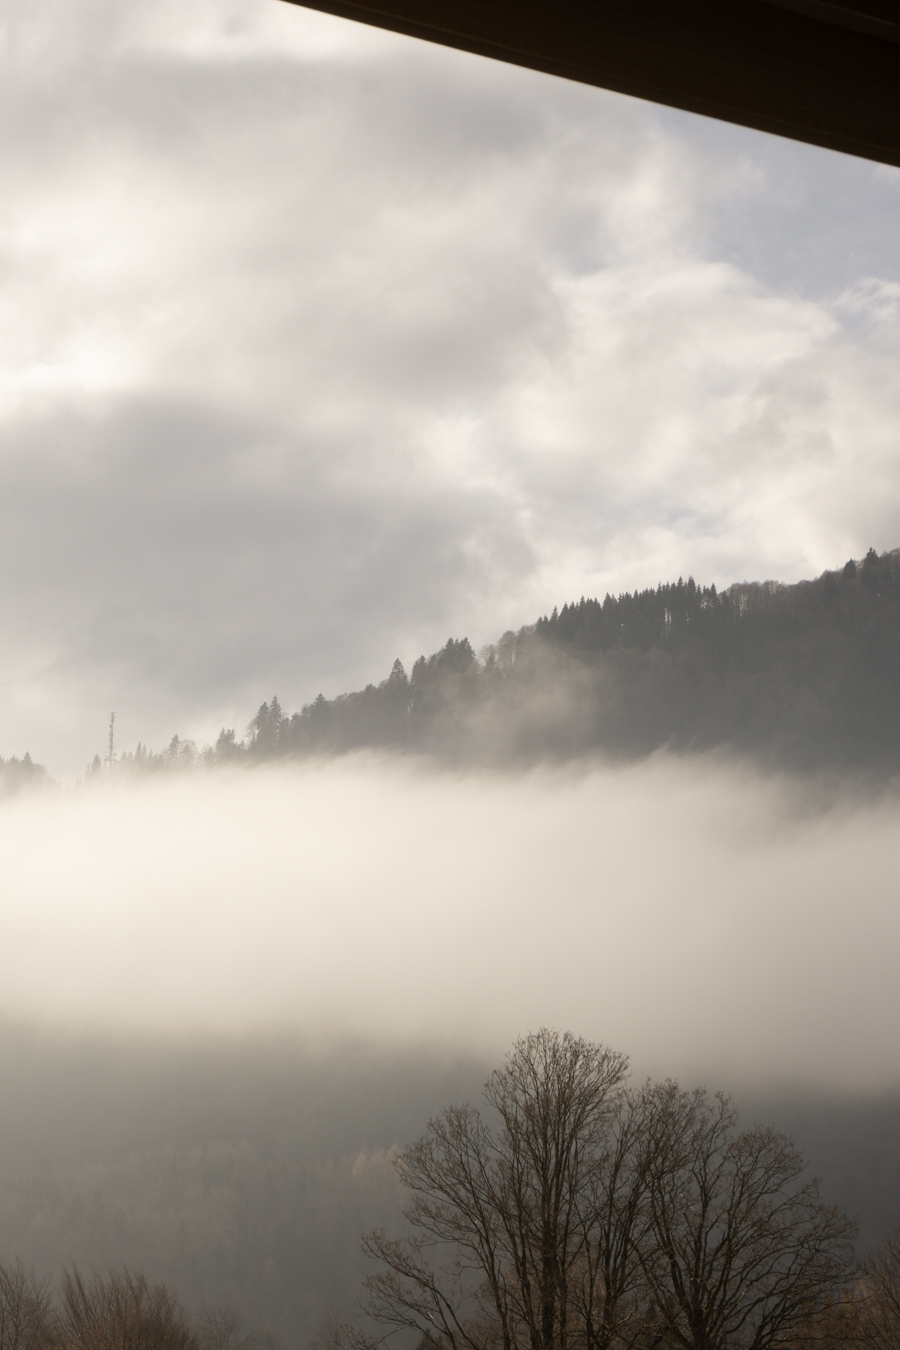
[2,757,897,1095]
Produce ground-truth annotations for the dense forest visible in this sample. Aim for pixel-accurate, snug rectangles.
[8,547,900,780]
[86,546,900,776]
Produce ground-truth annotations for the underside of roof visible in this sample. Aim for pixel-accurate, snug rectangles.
[280,0,900,168]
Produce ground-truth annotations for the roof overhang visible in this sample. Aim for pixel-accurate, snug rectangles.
[279,0,900,168]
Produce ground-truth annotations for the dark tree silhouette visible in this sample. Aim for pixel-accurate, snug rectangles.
[639,1086,857,1350]
[346,1035,855,1350]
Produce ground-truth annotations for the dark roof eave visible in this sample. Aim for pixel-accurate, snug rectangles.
[280,0,900,169]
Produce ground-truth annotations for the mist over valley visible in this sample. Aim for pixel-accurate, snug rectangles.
[2,742,900,1344]
[4,554,900,1342]
[3,2,900,1347]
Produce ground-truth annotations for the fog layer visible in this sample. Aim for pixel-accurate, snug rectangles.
[3,757,896,1093]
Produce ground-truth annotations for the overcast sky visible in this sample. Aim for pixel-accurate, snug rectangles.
[2,0,900,775]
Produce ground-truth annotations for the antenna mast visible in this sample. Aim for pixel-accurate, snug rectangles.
[107,712,115,769]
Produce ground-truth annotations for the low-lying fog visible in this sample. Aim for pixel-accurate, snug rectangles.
[3,754,897,1092]
[4,754,900,1338]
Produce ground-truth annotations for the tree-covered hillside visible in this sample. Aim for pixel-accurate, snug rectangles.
[0,753,49,794]
[106,547,900,775]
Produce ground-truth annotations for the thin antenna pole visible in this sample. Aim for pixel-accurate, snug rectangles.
[107,712,115,768]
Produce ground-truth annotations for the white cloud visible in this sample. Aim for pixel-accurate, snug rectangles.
[0,0,899,773]
[3,758,899,1095]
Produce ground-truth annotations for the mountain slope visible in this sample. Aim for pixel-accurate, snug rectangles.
[103,547,900,776]
[237,547,900,772]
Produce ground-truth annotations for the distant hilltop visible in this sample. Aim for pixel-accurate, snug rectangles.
[82,545,900,778]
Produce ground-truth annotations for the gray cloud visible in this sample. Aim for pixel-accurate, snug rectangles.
[0,0,899,774]
[0,396,525,764]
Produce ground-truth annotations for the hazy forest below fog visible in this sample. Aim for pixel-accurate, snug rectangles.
[0,544,874,789]
[1,1030,900,1350]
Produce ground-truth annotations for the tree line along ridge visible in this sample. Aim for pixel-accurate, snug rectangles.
[60,544,900,779]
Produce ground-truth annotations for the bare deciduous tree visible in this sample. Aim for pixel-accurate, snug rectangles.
[860,1228,900,1350]
[197,1305,258,1350]
[639,1085,857,1350]
[352,1034,857,1350]
[0,1260,53,1350]
[359,1030,647,1350]
[58,1267,200,1350]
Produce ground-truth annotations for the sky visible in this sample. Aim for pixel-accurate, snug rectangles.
[1,0,900,775]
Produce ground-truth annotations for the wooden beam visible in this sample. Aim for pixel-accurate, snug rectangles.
[279,0,900,168]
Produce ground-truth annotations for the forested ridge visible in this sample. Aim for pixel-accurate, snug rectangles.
[91,545,900,776]
[0,546,883,780]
